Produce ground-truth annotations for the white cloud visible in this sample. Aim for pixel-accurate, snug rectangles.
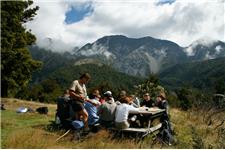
[26,0,225,52]
[184,37,218,56]
[215,45,222,54]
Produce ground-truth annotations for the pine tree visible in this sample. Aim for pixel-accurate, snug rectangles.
[1,1,42,97]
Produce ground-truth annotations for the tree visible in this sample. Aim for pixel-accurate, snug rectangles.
[176,87,192,111]
[214,79,225,94]
[134,74,165,98]
[1,1,42,97]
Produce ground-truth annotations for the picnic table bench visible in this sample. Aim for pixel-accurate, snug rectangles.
[110,107,165,139]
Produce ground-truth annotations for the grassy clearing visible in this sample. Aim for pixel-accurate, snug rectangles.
[1,98,224,148]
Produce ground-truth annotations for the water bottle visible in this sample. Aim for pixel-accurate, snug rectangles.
[131,115,137,122]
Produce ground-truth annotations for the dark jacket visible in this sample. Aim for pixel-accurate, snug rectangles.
[141,99,154,108]
[155,100,169,121]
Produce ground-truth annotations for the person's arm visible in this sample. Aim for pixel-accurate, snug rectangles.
[136,98,140,107]
[131,102,139,108]
[97,105,104,115]
[69,80,86,101]
[86,99,100,106]
[162,100,169,113]
[69,90,84,101]
[128,105,139,113]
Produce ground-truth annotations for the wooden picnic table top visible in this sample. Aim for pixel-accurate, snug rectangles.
[130,107,165,115]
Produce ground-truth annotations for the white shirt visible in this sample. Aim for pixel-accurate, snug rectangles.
[115,103,139,122]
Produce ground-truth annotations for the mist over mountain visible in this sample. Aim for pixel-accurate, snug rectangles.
[184,40,225,61]
[71,35,225,76]
[29,35,225,92]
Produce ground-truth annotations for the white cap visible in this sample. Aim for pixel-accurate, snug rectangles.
[104,91,112,97]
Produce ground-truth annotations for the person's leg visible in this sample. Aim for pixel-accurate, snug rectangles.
[124,121,130,128]
[115,121,130,129]
[78,109,89,130]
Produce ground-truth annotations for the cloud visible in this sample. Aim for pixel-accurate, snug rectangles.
[26,0,225,52]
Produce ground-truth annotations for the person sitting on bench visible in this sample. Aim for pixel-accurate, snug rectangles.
[97,91,117,128]
[84,97,101,126]
[155,92,174,145]
[115,96,139,129]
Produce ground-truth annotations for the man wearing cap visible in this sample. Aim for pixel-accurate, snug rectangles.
[140,93,154,108]
[97,91,117,127]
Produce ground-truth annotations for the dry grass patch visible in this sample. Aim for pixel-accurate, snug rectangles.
[1,98,224,148]
[4,128,58,148]
[169,107,225,148]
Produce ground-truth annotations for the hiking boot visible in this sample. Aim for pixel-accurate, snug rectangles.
[82,127,90,136]
[83,127,90,133]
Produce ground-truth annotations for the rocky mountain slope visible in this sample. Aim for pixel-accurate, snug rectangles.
[72,35,225,76]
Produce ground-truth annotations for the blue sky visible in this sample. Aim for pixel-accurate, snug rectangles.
[157,0,176,5]
[65,4,93,24]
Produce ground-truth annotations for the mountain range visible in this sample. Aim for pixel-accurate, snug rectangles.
[29,35,225,92]
[72,35,225,76]
[159,57,225,91]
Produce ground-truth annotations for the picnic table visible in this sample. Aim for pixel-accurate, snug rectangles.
[111,107,165,139]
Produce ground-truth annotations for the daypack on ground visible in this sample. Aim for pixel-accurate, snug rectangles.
[36,107,48,114]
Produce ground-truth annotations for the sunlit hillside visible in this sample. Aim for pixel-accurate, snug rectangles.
[1,98,224,149]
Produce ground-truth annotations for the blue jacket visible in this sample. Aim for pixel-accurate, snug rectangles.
[84,101,99,125]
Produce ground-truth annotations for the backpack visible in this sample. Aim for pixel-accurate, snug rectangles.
[56,96,71,121]
[157,120,174,145]
[36,107,48,114]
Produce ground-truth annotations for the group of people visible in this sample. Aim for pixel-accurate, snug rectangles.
[57,73,171,134]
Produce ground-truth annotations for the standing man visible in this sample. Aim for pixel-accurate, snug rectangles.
[69,73,91,132]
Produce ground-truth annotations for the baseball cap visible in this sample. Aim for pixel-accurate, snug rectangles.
[104,91,112,97]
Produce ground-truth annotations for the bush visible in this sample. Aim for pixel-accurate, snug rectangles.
[175,88,192,111]
[134,74,165,98]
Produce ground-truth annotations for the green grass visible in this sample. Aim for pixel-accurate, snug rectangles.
[1,98,224,148]
[1,98,57,148]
